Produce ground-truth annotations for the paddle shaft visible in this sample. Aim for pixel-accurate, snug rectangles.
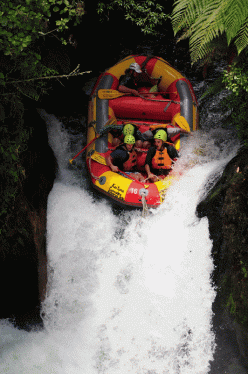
[98,89,177,102]
[69,117,119,164]
[69,135,100,164]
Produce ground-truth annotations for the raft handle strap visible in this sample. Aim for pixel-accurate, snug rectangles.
[164,101,171,113]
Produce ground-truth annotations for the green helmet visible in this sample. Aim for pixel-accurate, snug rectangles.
[123,123,135,136]
[124,135,135,144]
[154,129,167,142]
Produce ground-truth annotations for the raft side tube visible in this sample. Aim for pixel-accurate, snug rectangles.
[93,170,162,208]
[176,80,194,131]
[93,74,114,153]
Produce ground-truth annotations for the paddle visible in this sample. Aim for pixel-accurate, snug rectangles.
[97,89,178,102]
[69,117,117,164]
[98,89,162,100]
[69,135,100,164]
[174,115,191,133]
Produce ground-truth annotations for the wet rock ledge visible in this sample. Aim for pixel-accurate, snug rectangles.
[197,146,248,368]
[0,109,56,328]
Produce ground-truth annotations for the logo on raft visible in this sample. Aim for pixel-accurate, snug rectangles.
[108,183,125,200]
[159,189,166,202]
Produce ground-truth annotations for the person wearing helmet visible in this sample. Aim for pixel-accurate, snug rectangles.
[118,63,144,97]
[111,123,136,148]
[123,123,135,136]
[106,134,145,182]
[135,126,153,150]
[145,129,179,182]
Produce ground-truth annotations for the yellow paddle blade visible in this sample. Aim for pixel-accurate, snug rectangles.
[89,152,107,165]
[98,89,126,100]
[175,115,190,132]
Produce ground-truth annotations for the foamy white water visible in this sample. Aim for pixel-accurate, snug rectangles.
[0,113,239,374]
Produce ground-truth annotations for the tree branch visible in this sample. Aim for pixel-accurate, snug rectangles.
[5,65,92,85]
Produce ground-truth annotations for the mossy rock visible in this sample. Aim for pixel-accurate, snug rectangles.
[197,146,248,332]
[197,146,248,217]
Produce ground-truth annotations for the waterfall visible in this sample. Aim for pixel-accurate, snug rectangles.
[0,105,240,373]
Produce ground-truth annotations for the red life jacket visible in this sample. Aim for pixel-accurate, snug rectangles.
[151,147,172,170]
[123,149,137,171]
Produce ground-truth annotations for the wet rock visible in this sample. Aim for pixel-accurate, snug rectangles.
[0,109,56,328]
[197,146,248,367]
[234,322,248,368]
[227,360,248,374]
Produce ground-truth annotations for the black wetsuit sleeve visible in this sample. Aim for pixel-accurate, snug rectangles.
[119,74,136,90]
[145,146,156,167]
[110,149,129,170]
[166,144,179,159]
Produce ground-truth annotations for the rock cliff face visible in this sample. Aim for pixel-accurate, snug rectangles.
[197,146,248,367]
[0,108,56,328]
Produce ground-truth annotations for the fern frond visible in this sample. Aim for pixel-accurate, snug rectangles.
[189,1,225,61]
[224,0,248,45]
[190,40,213,63]
[235,17,248,54]
[172,0,203,34]
[172,0,248,63]
[171,0,190,34]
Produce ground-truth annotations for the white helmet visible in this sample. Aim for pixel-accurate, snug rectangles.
[129,63,142,73]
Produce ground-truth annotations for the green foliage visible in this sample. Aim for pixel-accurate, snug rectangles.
[240,261,248,278]
[0,0,85,111]
[222,270,248,327]
[171,0,248,144]
[0,123,31,236]
[220,63,248,144]
[221,93,248,144]
[0,1,85,247]
[223,64,248,95]
[171,0,248,64]
[0,0,87,111]
[0,0,84,56]
[227,293,236,315]
[97,0,169,34]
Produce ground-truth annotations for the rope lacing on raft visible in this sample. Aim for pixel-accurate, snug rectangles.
[140,190,149,218]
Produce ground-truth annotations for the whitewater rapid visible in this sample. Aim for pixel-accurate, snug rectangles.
[0,112,239,374]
